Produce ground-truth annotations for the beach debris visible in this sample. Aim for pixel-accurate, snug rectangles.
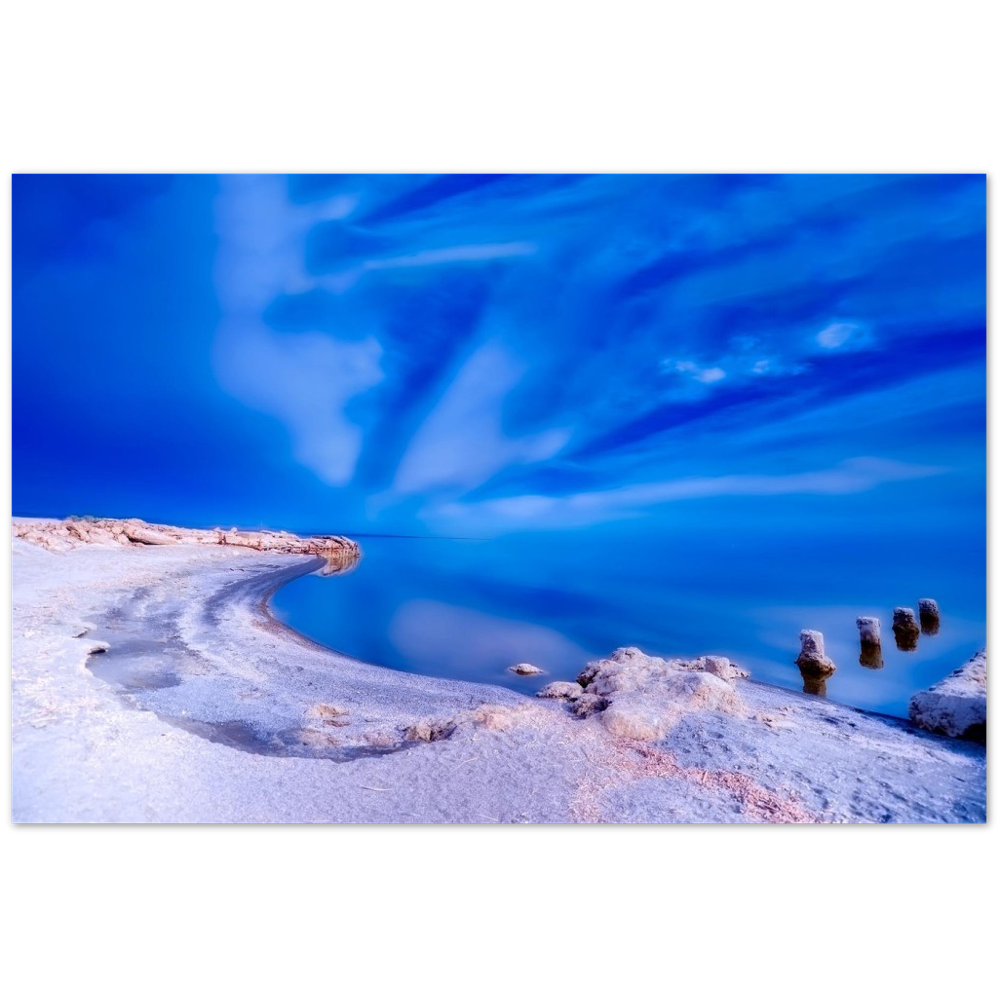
[403,703,538,744]
[856,617,883,669]
[918,598,941,635]
[404,719,456,742]
[308,704,351,727]
[909,649,986,742]
[795,630,836,678]
[509,662,545,676]
[892,608,920,651]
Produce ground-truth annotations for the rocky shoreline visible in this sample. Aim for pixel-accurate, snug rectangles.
[11,518,986,823]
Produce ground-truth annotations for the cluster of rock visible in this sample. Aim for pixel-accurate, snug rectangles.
[537,646,748,742]
[909,649,986,743]
[12,516,360,567]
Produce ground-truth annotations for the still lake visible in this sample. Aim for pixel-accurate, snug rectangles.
[269,525,985,718]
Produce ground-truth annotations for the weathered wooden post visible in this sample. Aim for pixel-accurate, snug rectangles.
[918,598,940,636]
[796,629,836,695]
[857,616,883,669]
[892,608,920,651]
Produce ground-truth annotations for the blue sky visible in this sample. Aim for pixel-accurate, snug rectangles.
[13,174,986,545]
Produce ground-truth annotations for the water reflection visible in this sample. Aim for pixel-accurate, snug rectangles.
[270,535,983,719]
[892,608,920,652]
[313,547,363,577]
[802,675,829,697]
[859,641,884,669]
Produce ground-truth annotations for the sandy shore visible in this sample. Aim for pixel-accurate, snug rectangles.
[11,521,986,823]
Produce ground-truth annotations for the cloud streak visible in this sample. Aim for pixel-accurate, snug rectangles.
[428,457,949,530]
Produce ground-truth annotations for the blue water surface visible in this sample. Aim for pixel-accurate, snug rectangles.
[270,516,985,719]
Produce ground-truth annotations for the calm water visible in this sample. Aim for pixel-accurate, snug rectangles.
[269,525,985,718]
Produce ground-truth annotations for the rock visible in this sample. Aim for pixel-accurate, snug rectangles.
[563,647,745,740]
[509,662,545,676]
[12,516,361,564]
[577,647,681,697]
[123,522,179,546]
[892,608,920,651]
[684,655,749,681]
[404,719,455,742]
[795,630,836,677]
[909,649,986,742]
[918,598,941,636]
[570,693,610,717]
[601,672,743,741]
[537,681,584,700]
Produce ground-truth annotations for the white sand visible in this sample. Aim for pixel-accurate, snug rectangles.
[11,529,985,823]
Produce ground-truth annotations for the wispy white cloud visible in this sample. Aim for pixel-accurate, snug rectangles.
[391,338,570,496]
[815,320,874,351]
[425,457,948,531]
[213,177,385,487]
[366,242,536,270]
[214,325,384,486]
[662,357,727,386]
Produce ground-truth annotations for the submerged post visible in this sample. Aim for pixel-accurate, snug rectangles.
[918,598,941,636]
[857,616,883,669]
[796,630,836,696]
[892,608,920,652]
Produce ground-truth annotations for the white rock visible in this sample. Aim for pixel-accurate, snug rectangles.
[578,647,685,696]
[684,655,749,681]
[537,681,583,700]
[909,649,986,741]
[602,672,743,742]
[509,662,544,676]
